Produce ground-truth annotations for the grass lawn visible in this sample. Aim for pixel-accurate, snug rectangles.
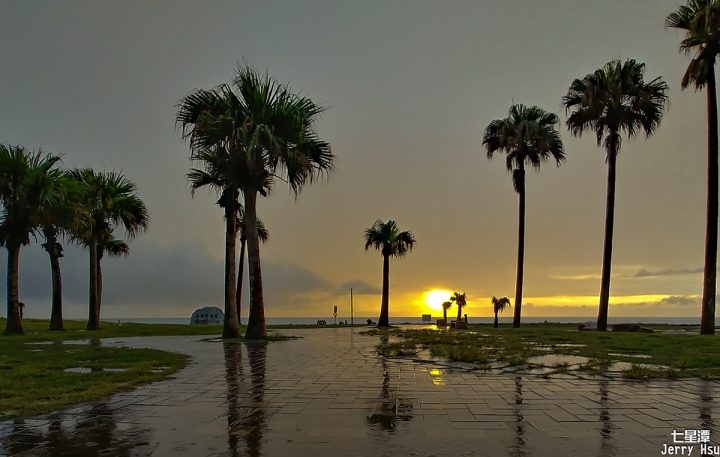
[368,323,720,379]
[0,318,294,419]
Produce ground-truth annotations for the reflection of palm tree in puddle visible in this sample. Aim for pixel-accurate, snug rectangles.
[367,335,413,432]
[508,376,527,457]
[699,380,714,431]
[0,401,153,456]
[224,342,267,457]
[598,379,616,456]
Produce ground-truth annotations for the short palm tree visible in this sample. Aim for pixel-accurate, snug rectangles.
[177,66,333,339]
[364,220,416,327]
[38,172,84,331]
[0,145,63,335]
[483,104,565,328]
[236,208,268,325]
[491,296,511,328]
[667,1,720,335]
[70,169,148,330]
[563,59,669,331]
[450,292,467,321]
[441,301,452,321]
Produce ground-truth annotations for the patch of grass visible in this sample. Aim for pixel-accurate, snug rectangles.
[381,323,720,378]
[0,341,187,418]
[376,342,418,357]
[0,318,301,419]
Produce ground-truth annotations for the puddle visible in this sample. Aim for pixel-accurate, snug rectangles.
[64,367,92,374]
[63,367,130,374]
[608,353,652,359]
[526,354,590,366]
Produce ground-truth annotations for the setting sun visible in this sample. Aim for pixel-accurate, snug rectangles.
[423,289,453,311]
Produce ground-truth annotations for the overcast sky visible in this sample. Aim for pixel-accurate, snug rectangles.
[0,0,711,320]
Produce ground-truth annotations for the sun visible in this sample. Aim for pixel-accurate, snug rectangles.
[423,289,453,311]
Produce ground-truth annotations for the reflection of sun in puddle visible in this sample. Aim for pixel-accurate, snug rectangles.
[429,368,445,386]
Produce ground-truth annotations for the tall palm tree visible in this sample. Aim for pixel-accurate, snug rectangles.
[0,145,63,335]
[441,300,452,321]
[483,104,565,328]
[563,59,669,331]
[364,219,417,327]
[667,1,720,335]
[491,296,511,328]
[37,172,84,331]
[70,169,148,331]
[177,65,333,339]
[237,208,268,326]
[450,292,467,321]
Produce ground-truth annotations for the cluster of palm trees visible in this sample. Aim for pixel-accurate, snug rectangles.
[176,66,333,339]
[0,145,148,335]
[479,0,720,335]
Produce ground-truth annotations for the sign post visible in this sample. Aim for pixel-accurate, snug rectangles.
[333,305,338,325]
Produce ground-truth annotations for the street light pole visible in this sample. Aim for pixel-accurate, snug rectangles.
[350,288,354,326]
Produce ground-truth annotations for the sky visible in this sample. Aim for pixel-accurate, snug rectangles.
[0,0,712,321]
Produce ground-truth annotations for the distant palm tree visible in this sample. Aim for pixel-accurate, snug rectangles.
[450,292,467,321]
[237,208,268,326]
[364,220,417,327]
[563,59,669,331]
[0,145,63,335]
[441,301,452,321]
[667,1,720,335]
[70,169,148,330]
[177,65,334,339]
[491,296,511,328]
[37,171,84,331]
[483,104,565,328]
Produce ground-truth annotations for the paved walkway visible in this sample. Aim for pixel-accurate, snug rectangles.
[1,327,719,456]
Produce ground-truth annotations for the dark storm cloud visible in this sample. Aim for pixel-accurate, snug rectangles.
[0,238,379,317]
[633,267,704,278]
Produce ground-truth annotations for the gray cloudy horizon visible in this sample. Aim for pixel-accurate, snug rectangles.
[0,0,714,320]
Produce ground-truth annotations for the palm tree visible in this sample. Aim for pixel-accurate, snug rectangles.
[667,1,720,335]
[70,169,148,331]
[441,301,452,321]
[0,145,63,335]
[563,59,669,331]
[177,66,333,339]
[364,220,417,327]
[237,208,268,325]
[483,104,565,328]
[491,296,511,328]
[37,172,84,331]
[450,292,467,321]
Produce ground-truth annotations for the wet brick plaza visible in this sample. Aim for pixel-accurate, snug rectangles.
[1,327,719,456]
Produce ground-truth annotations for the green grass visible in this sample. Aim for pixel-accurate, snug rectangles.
[369,323,720,379]
[0,318,297,419]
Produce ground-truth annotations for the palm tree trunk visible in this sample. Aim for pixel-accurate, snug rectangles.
[513,165,526,328]
[236,237,246,326]
[597,138,618,332]
[47,233,64,331]
[457,303,462,322]
[243,190,267,339]
[97,247,103,314]
[4,244,24,335]
[701,68,719,336]
[223,196,240,339]
[494,312,499,328]
[378,253,390,327]
[87,238,100,331]
[443,308,447,321]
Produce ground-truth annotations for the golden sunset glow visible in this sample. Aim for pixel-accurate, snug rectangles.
[422,289,453,311]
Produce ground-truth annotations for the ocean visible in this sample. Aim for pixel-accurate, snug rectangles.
[98,316,709,326]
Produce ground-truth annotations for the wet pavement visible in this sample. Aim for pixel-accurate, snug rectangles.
[2,327,720,456]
